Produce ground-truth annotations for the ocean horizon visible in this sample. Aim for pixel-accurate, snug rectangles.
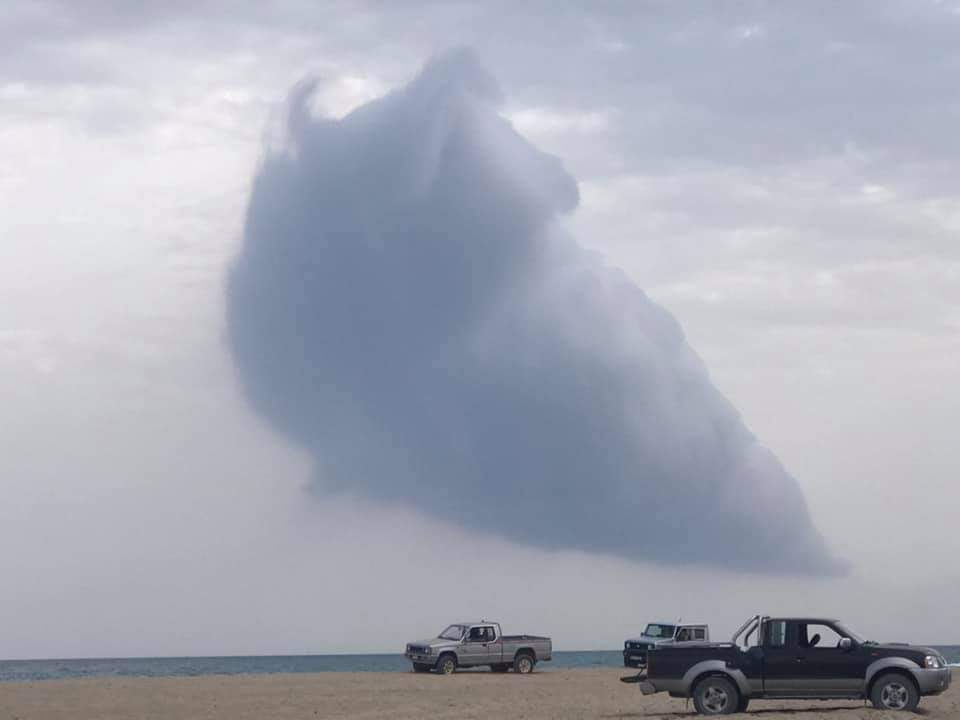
[2,647,958,683]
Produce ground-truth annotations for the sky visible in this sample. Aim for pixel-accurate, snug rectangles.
[2,0,959,658]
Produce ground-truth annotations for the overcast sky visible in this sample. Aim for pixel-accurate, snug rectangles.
[2,1,959,659]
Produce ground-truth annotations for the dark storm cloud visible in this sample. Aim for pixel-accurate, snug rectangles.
[227,50,842,574]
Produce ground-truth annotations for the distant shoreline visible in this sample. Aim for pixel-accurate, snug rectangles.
[2,648,958,683]
[5,644,958,663]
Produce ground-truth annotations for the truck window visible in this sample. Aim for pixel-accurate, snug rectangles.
[468,626,496,642]
[440,625,466,640]
[693,628,705,640]
[798,623,843,649]
[643,624,675,638]
[765,620,787,648]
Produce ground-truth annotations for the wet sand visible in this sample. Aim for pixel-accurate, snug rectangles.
[0,668,955,719]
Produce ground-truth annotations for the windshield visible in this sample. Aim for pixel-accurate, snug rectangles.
[643,624,676,638]
[833,622,866,644]
[439,625,466,641]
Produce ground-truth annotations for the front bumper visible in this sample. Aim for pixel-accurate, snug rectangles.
[623,649,649,665]
[914,667,952,695]
[405,652,435,665]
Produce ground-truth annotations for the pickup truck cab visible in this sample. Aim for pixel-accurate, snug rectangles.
[630,614,952,714]
[624,622,709,668]
[404,621,552,675]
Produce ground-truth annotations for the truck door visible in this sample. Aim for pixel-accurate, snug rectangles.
[760,619,800,694]
[789,622,864,695]
[462,625,497,666]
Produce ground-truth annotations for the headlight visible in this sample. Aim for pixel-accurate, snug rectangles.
[924,655,943,669]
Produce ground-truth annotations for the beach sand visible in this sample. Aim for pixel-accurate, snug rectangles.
[0,668,955,719]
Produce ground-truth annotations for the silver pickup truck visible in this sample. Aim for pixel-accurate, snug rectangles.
[405,620,552,674]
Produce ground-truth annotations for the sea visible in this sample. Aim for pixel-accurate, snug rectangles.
[2,648,958,683]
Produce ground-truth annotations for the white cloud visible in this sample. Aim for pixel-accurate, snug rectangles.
[507,106,612,136]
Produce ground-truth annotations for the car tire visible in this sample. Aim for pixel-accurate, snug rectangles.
[513,652,535,674]
[412,663,431,673]
[491,664,510,673]
[436,653,457,675]
[692,675,739,715]
[870,673,919,712]
[736,695,750,713]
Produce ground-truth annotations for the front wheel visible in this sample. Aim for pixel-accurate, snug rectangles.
[513,652,535,674]
[736,695,750,713]
[692,675,739,715]
[870,673,919,712]
[436,653,457,675]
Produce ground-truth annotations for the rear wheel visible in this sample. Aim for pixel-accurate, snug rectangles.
[412,663,431,673]
[513,652,535,674]
[436,653,457,675]
[870,673,919,712]
[491,664,510,673]
[692,675,738,715]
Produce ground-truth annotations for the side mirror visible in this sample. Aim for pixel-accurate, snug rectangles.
[839,638,853,651]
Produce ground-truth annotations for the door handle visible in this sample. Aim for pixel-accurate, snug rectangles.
[795,657,806,662]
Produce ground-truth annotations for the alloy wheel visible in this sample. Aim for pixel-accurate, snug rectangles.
[702,685,729,713]
[880,682,909,710]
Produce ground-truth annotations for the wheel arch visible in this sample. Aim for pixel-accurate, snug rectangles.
[866,665,920,699]
[514,646,537,662]
[435,651,458,669]
[864,657,921,695]
[683,660,750,699]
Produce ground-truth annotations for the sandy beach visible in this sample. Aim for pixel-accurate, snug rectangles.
[0,668,955,720]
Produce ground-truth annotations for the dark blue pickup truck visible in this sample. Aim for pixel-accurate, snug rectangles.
[625,614,951,715]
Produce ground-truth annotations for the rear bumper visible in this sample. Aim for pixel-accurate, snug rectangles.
[914,667,952,695]
[637,680,658,695]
